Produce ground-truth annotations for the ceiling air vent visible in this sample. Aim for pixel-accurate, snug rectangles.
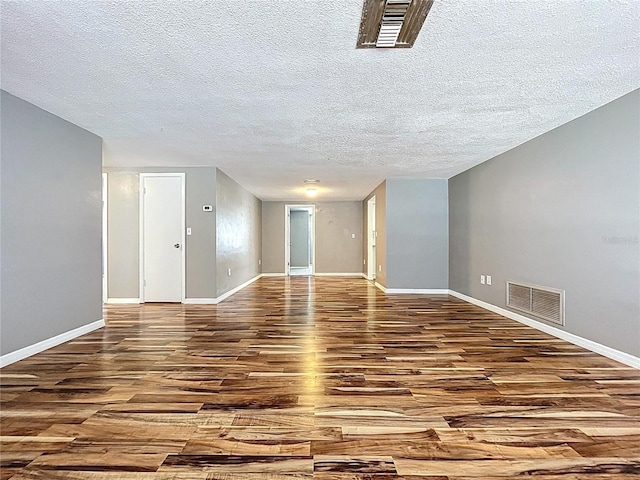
[357,0,434,49]
[506,281,565,326]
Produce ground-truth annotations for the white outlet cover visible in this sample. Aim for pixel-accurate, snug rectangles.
[379,265,382,272]
[480,275,485,284]
[487,275,492,285]
[186,227,192,235]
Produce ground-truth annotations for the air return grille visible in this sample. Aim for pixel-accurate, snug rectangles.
[506,281,565,326]
[357,0,435,49]
[376,1,410,47]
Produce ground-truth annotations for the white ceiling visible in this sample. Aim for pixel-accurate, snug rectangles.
[1,1,638,201]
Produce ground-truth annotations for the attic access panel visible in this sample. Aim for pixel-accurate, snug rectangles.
[357,0,434,49]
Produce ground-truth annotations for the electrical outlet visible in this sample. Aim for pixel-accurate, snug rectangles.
[486,275,492,285]
[186,227,192,236]
[480,275,485,285]
[227,268,232,277]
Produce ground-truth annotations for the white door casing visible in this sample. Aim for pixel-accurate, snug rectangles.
[139,173,185,302]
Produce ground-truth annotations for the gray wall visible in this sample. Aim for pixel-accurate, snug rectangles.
[363,182,387,286]
[1,91,103,355]
[315,202,363,273]
[262,202,286,273]
[387,179,449,289]
[105,171,140,298]
[104,167,217,299]
[262,201,363,274]
[449,89,640,357]
[215,169,262,296]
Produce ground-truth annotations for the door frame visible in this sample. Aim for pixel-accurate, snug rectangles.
[367,195,376,280]
[102,172,108,303]
[284,204,316,276]
[139,173,186,303]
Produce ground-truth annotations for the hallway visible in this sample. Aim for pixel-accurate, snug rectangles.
[1,277,639,478]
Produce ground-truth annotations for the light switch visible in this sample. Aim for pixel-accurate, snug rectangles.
[227,268,232,276]
[352,233,356,238]
[487,275,492,285]
[186,227,192,236]
[480,275,485,285]
[379,265,382,272]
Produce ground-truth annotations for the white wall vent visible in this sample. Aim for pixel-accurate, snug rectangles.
[506,281,565,326]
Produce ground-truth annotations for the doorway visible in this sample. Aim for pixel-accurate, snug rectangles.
[367,196,376,280]
[139,173,185,302]
[285,205,315,276]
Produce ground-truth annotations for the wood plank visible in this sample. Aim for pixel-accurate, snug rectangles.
[1,277,638,477]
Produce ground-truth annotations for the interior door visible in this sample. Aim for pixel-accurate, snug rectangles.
[142,175,183,302]
[290,210,310,268]
[368,196,376,280]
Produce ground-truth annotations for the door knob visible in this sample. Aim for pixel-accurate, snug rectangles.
[174,243,180,248]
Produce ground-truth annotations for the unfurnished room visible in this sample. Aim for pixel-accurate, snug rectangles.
[1,0,639,478]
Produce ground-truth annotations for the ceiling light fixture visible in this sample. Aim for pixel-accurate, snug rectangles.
[304,179,319,184]
[357,0,434,49]
[306,188,318,197]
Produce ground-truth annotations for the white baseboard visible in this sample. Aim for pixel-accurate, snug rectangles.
[374,282,448,295]
[263,273,366,278]
[183,274,263,305]
[0,319,105,368]
[314,273,364,277]
[448,290,640,370]
[106,298,141,304]
[216,274,262,304]
[385,288,449,294]
[183,298,217,305]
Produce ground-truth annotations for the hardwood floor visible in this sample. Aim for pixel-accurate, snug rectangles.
[1,276,639,479]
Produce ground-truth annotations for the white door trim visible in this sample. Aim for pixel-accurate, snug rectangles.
[284,204,316,276]
[139,173,186,303]
[102,172,108,303]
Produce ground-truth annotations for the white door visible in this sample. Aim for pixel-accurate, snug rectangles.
[141,174,184,302]
[367,196,376,280]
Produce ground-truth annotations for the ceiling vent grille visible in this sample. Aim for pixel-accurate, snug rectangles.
[376,1,411,47]
[357,0,434,49]
[506,281,565,326]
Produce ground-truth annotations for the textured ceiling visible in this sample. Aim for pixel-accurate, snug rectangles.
[1,1,639,200]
